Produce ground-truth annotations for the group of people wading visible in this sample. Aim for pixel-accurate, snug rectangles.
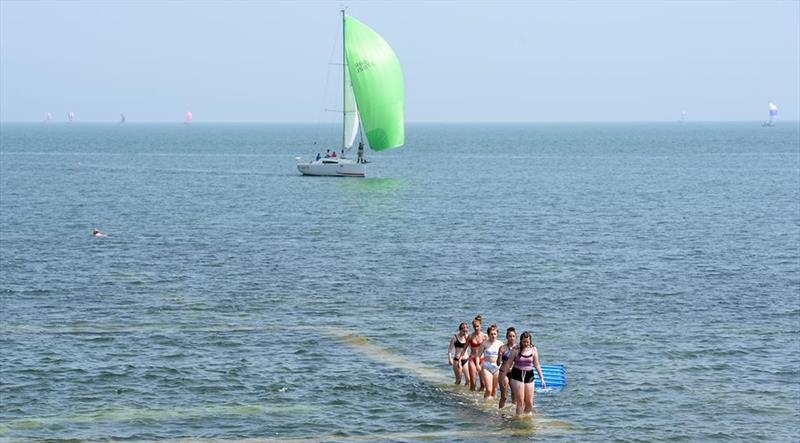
[447,315,546,416]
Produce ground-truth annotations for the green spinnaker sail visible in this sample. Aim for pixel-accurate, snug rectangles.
[344,16,404,151]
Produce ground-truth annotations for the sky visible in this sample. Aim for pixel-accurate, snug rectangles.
[1,0,798,123]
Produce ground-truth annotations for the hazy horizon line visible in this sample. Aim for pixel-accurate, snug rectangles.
[2,120,797,125]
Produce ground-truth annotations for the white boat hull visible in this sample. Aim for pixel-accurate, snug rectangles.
[296,157,365,177]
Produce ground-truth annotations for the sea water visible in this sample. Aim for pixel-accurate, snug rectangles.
[1,122,798,442]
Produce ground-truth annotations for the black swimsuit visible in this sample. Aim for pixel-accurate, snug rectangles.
[453,335,469,364]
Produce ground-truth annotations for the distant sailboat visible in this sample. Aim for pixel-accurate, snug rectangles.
[681,110,686,122]
[185,111,193,124]
[120,113,126,124]
[67,111,75,123]
[762,102,778,127]
[44,112,52,122]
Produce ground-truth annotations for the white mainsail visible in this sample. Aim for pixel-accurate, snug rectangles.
[343,66,360,149]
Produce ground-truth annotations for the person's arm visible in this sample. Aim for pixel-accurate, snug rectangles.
[532,348,546,389]
[447,336,455,365]
[500,348,517,374]
[496,345,506,367]
[475,341,486,362]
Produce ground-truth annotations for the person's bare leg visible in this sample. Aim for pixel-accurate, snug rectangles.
[511,379,525,416]
[480,367,491,398]
[488,372,499,398]
[523,383,534,414]
[499,374,509,408]
[468,359,479,391]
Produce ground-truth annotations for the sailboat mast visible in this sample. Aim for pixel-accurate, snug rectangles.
[341,9,346,151]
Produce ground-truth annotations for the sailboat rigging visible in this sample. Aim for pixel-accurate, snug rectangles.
[296,11,404,177]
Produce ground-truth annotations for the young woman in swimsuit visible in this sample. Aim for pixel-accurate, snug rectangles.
[500,330,546,416]
[467,315,488,392]
[477,324,503,399]
[497,326,517,408]
[447,322,471,385]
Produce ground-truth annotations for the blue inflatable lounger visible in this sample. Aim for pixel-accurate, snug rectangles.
[535,364,567,393]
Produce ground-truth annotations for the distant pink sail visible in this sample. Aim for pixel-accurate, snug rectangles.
[68,112,75,122]
[185,111,193,124]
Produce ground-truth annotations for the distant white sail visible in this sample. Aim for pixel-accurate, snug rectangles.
[768,102,778,117]
[765,102,778,126]
[185,111,193,124]
[343,66,360,149]
[45,112,52,122]
[68,112,75,123]
[120,113,126,124]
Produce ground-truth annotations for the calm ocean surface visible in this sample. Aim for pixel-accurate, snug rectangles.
[1,122,798,442]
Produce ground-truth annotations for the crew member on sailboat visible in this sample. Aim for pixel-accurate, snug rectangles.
[357,142,365,163]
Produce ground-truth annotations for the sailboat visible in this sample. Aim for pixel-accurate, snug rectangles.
[120,113,126,124]
[762,102,778,127]
[185,111,193,124]
[44,112,52,123]
[67,111,75,123]
[296,11,404,177]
